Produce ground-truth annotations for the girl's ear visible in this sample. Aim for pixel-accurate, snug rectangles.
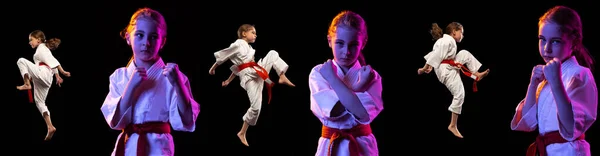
[361,38,368,51]
[327,35,332,48]
[160,37,167,50]
[125,33,131,45]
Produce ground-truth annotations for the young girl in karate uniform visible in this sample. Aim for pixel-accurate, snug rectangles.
[17,30,71,141]
[209,24,295,146]
[511,5,597,156]
[309,10,384,156]
[100,8,200,156]
[417,22,490,138]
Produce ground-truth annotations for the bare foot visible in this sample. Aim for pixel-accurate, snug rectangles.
[237,132,249,146]
[16,84,31,90]
[448,125,463,138]
[45,126,56,141]
[278,76,295,87]
[475,69,490,81]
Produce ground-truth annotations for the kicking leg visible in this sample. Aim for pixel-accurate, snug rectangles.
[17,74,32,90]
[16,58,40,90]
[258,50,295,87]
[456,50,489,81]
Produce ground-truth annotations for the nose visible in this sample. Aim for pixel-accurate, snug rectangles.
[544,42,552,54]
[341,46,351,56]
[142,37,151,47]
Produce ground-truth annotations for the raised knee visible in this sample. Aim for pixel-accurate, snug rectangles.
[17,58,27,64]
[268,50,279,57]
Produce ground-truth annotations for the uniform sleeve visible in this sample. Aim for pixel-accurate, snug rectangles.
[169,72,201,132]
[354,70,384,124]
[230,65,240,76]
[100,69,132,130]
[214,41,241,65]
[510,98,538,132]
[559,68,598,141]
[425,39,451,69]
[309,64,349,120]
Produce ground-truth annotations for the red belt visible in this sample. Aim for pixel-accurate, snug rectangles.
[237,62,275,104]
[440,59,479,92]
[115,122,171,156]
[321,124,372,156]
[27,62,50,103]
[526,131,585,156]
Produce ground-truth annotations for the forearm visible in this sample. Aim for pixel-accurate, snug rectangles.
[327,76,369,120]
[211,62,220,70]
[550,81,575,134]
[422,64,431,69]
[113,82,137,121]
[226,73,236,82]
[174,79,194,124]
[521,84,539,114]
[55,65,64,73]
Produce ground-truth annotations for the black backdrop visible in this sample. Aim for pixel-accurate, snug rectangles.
[6,1,598,155]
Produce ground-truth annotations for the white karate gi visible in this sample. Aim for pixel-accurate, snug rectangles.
[101,58,201,156]
[16,43,60,116]
[309,60,384,156]
[423,34,482,114]
[511,56,597,156]
[214,39,289,126]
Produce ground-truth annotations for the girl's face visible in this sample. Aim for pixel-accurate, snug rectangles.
[452,28,464,43]
[29,35,41,49]
[242,27,257,43]
[126,18,166,64]
[328,26,364,68]
[538,22,574,63]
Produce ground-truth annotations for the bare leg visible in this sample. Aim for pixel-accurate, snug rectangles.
[448,112,463,138]
[43,112,56,141]
[474,69,490,81]
[237,121,250,146]
[278,73,295,87]
[17,74,32,90]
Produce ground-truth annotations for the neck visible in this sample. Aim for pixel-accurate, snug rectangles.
[134,58,156,69]
[242,38,251,43]
[340,63,355,75]
[340,66,350,74]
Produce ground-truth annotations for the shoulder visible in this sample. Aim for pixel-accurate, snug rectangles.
[434,37,452,47]
[109,67,129,82]
[233,39,245,46]
[570,65,595,83]
[36,44,51,53]
[310,64,324,74]
[309,64,325,80]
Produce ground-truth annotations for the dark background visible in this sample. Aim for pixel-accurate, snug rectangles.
[6,1,597,155]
